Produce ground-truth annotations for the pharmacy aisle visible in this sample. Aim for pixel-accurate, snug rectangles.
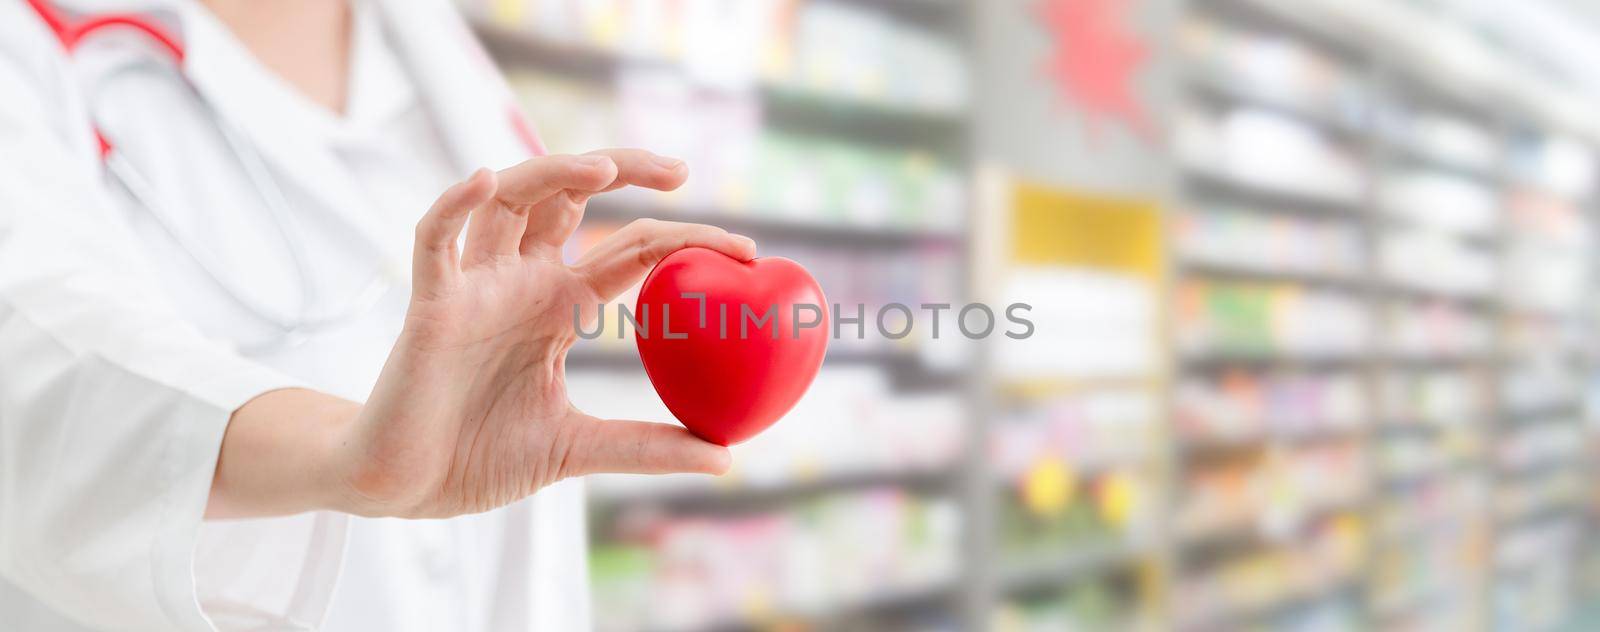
[456,0,1600,630]
[459,1,977,630]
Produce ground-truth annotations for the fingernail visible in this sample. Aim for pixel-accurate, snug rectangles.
[578,155,611,167]
[651,155,684,170]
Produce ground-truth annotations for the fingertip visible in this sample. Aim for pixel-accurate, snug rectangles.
[731,234,757,260]
[433,168,496,219]
[463,167,498,203]
[701,445,733,475]
[657,160,689,190]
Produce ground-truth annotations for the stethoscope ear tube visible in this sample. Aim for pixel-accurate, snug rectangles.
[95,59,392,353]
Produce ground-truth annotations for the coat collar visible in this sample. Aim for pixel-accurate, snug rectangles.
[49,0,538,166]
[375,0,542,168]
[177,2,393,259]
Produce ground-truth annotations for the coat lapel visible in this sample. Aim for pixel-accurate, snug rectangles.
[176,3,400,262]
[373,0,542,172]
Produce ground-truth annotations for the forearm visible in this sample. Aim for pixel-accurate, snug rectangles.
[206,388,361,519]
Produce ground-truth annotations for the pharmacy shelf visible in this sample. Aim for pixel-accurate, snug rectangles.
[1181,426,1367,456]
[811,582,960,628]
[1378,286,1497,310]
[842,0,969,25]
[660,580,959,632]
[761,87,970,154]
[1177,260,1366,291]
[1372,217,1502,251]
[589,468,955,512]
[996,540,1150,595]
[566,347,950,375]
[1497,500,1584,531]
[1372,590,1467,626]
[1383,141,1504,185]
[1376,514,1484,547]
[1497,458,1587,482]
[566,346,965,394]
[1180,170,1367,217]
[1381,460,1482,489]
[1379,354,1499,369]
[1191,0,1373,65]
[1180,574,1363,632]
[581,199,964,248]
[1501,411,1586,431]
[1177,495,1368,551]
[1183,67,1369,138]
[472,23,968,153]
[1178,354,1368,372]
[1378,419,1489,432]
[1502,402,1584,420]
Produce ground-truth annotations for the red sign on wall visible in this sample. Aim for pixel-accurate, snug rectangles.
[1038,0,1151,140]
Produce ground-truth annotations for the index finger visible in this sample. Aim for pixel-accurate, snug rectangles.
[494,154,619,206]
[572,218,757,300]
[519,149,691,258]
[584,148,688,193]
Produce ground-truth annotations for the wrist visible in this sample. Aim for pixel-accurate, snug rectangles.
[309,398,373,516]
[325,388,445,519]
[210,388,363,519]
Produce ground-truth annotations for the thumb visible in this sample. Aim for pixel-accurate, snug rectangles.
[559,413,732,478]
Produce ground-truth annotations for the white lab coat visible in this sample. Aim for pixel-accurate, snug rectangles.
[0,0,588,630]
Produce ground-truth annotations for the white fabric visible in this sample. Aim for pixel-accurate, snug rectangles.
[0,0,588,630]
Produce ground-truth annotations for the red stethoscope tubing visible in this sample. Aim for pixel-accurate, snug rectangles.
[25,0,184,60]
[25,0,184,157]
[24,0,543,158]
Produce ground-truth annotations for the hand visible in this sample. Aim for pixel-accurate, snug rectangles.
[333,150,755,518]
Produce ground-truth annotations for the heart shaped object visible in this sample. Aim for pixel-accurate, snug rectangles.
[634,247,829,445]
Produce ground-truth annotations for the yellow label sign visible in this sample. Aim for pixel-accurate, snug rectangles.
[1011,182,1163,277]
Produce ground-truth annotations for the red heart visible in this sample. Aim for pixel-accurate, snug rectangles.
[634,247,829,445]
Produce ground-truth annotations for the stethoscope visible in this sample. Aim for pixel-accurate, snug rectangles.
[26,0,391,352]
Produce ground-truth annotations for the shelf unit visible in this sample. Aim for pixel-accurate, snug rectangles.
[1170,2,1377,621]
[463,0,1600,629]
[1486,119,1595,630]
[463,2,980,631]
[1170,0,1599,630]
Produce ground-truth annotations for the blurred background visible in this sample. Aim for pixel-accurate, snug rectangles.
[457,0,1600,629]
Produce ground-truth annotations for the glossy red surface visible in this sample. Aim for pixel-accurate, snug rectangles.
[634,247,829,445]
